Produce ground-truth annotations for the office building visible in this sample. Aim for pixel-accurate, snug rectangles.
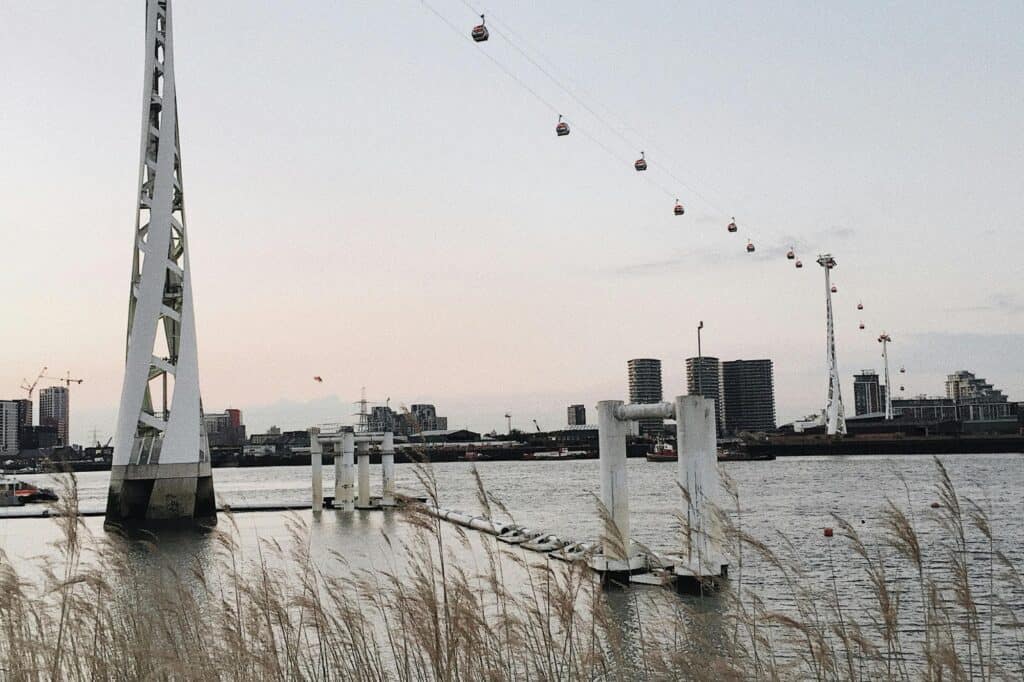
[0,401,19,453]
[39,386,69,446]
[721,359,776,435]
[567,404,587,426]
[685,356,723,434]
[628,358,663,435]
[409,404,448,432]
[203,408,246,448]
[853,370,887,416]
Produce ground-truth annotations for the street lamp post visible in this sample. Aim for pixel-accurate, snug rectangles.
[697,321,704,397]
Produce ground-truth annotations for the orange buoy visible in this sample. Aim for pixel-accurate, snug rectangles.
[823,527,834,538]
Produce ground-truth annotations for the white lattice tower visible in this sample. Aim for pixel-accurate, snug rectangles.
[817,254,847,436]
[878,332,894,420]
[106,0,215,527]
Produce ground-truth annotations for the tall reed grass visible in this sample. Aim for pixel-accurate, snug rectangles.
[0,458,1020,680]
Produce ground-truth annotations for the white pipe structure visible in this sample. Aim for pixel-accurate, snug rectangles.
[675,396,725,578]
[591,400,674,575]
[591,396,725,580]
[356,441,371,508]
[310,427,323,512]
[337,432,355,511]
[381,432,396,506]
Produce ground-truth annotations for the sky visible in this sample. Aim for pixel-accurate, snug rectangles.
[1,1,1022,445]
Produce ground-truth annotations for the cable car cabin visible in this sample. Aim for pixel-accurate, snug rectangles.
[746,241,755,253]
[674,202,684,216]
[786,249,795,260]
[831,285,838,293]
[859,322,865,330]
[634,152,647,171]
[795,260,803,268]
[555,119,570,136]
[471,15,489,42]
[900,386,905,391]
[857,302,864,310]
[727,219,738,233]
[900,367,906,374]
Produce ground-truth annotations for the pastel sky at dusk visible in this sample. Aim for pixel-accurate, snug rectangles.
[2,1,1022,445]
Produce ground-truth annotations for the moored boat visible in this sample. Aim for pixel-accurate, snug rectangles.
[525,447,588,460]
[0,477,59,503]
[646,441,676,462]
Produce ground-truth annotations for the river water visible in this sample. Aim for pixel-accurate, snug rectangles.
[1,453,1021,671]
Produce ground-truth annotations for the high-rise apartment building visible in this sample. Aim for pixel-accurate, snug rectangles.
[853,370,887,416]
[720,359,776,435]
[628,358,663,435]
[39,386,69,446]
[685,356,723,434]
[567,404,587,425]
[14,399,32,428]
[0,401,20,453]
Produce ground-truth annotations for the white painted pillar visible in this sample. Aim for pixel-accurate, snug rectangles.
[676,395,722,571]
[357,440,371,507]
[309,427,322,512]
[337,431,355,511]
[381,431,395,506]
[596,400,632,562]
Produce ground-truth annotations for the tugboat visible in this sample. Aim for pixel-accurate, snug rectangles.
[646,440,676,462]
[0,477,59,503]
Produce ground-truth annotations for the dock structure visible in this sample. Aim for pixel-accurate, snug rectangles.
[310,428,396,511]
[418,395,728,591]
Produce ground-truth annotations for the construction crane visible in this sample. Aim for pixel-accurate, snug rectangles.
[20,366,48,400]
[43,371,84,388]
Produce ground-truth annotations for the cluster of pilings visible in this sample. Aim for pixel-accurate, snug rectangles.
[309,428,397,511]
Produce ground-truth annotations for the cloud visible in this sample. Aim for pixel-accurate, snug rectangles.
[945,292,1024,315]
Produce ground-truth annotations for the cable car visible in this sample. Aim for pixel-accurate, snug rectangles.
[900,366,906,374]
[746,241,755,253]
[831,285,838,293]
[674,200,684,216]
[900,385,905,392]
[795,260,803,268]
[555,115,570,137]
[786,248,795,260]
[634,152,647,172]
[727,218,738,233]
[859,322,865,330]
[857,302,864,310]
[471,15,489,42]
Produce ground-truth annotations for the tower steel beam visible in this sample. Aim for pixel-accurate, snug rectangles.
[105,0,215,528]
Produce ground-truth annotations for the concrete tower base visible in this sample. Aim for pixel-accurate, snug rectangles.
[104,462,217,529]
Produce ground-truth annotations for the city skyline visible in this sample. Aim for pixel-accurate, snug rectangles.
[2,2,1022,444]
